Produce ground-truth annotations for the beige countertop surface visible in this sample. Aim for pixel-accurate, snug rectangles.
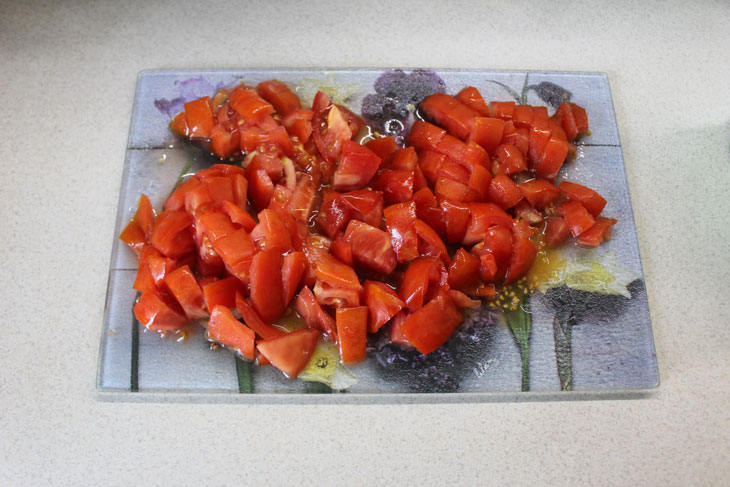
[1,0,729,485]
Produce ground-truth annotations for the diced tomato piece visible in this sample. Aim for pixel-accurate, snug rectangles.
[528,106,551,168]
[134,290,188,331]
[220,200,256,233]
[482,225,513,270]
[518,179,560,209]
[257,80,301,116]
[488,174,523,210]
[282,109,314,143]
[544,216,571,248]
[184,97,215,139]
[169,111,189,137]
[336,307,368,363]
[389,311,412,346]
[194,208,235,245]
[513,199,543,225]
[235,292,285,340]
[344,220,397,275]
[489,101,515,120]
[256,329,320,378]
[407,121,446,151]
[462,202,514,245]
[554,102,579,141]
[558,180,607,217]
[330,234,354,267]
[371,169,414,204]
[479,252,498,282]
[401,293,463,354]
[468,164,492,201]
[414,218,450,264]
[495,144,527,175]
[120,194,155,256]
[162,265,207,319]
[435,177,469,202]
[365,136,398,160]
[133,245,174,293]
[456,86,491,117]
[462,140,490,171]
[577,217,617,247]
[281,251,306,306]
[150,209,195,259]
[558,200,596,237]
[570,103,589,136]
[317,189,349,238]
[251,208,292,254]
[164,177,200,212]
[448,289,481,309]
[333,140,382,191]
[285,175,317,222]
[247,167,275,210]
[209,125,238,159]
[468,117,504,155]
[447,248,480,290]
[435,134,467,163]
[182,179,213,214]
[506,127,530,157]
[512,105,534,128]
[294,286,338,342]
[399,257,440,311]
[202,276,242,311]
[390,146,418,171]
[505,235,537,284]
[383,201,418,263]
[313,252,362,293]
[420,93,477,140]
[229,86,275,123]
[419,150,446,186]
[212,229,255,283]
[362,281,405,333]
[248,249,285,324]
[440,200,470,244]
[536,136,570,180]
[438,159,470,185]
[312,92,353,165]
[339,189,384,228]
[207,306,255,360]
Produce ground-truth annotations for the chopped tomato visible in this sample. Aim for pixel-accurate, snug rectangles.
[285,175,317,222]
[456,86,491,117]
[440,200,470,244]
[330,234,354,267]
[336,306,368,363]
[504,235,537,284]
[448,289,481,309]
[518,179,560,209]
[317,189,350,238]
[164,265,208,320]
[282,109,314,143]
[479,252,498,282]
[235,292,285,340]
[365,136,398,160]
[399,257,440,311]
[294,286,338,342]
[229,86,275,123]
[414,218,450,264]
[221,200,256,232]
[149,209,195,259]
[372,169,414,204]
[495,144,527,175]
[339,189,384,227]
[490,101,515,120]
[535,136,569,180]
[281,251,306,306]
[513,200,543,225]
[488,173,523,210]
[212,229,255,283]
[169,111,189,137]
[558,200,596,237]
[401,293,463,354]
[312,252,362,293]
[544,216,571,248]
[202,276,242,311]
[249,249,285,324]
[250,208,292,254]
[390,146,418,171]
[333,140,382,191]
[577,217,617,247]
[558,180,607,217]
[384,201,419,263]
[312,91,352,165]
[363,280,405,333]
[468,117,504,154]
[184,97,215,139]
[207,305,255,360]
[420,93,477,140]
[256,329,320,378]
[120,194,155,256]
[344,220,397,275]
[257,80,301,116]
[447,248,480,290]
[134,290,188,331]
[462,203,513,245]
[407,121,446,151]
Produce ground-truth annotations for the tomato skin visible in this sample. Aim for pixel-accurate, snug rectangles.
[336,307,368,363]
[558,180,607,217]
[401,293,463,354]
[134,290,188,331]
[558,200,596,237]
[371,169,414,204]
[420,93,477,140]
[207,305,255,360]
[294,286,338,342]
[407,121,446,152]
[479,252,498,282]
[518,179,560,209]
[456,86,491,117]
[495,144,527,175]
[414,218,450,265]
[344,220,398,275]
[333,140,382,191]
[488,174,523,210]
[469,117,504,155]
[462,203,514,245]
[184,97,215,139]
[384,201,419,263]
[577,217,617,247]
[447,248,480,290]
[150,210,195,259]
[440,200,470,244]
[229,86,275,123]
[535,136,569,181]
[164,265,208,320]
[419,150,446,186]
[256,329,320,378]
[202,276,243,311]
[249,250,285,324]
[362,281,405,333]
[257,80,302,116]
[490,101,515,120]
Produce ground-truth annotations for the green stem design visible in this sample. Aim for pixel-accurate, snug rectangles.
[504,298,532,392]
[235,357,253,393]
[167,158,194,199]
[486,80,521,103]
[552,309,576,391]
[519,73,530,105]
[130,293,140,392]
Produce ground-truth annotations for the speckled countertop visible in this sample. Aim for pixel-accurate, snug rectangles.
[1,1,728,485]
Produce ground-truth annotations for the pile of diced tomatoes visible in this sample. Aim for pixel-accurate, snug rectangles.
[120,79,616,379]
